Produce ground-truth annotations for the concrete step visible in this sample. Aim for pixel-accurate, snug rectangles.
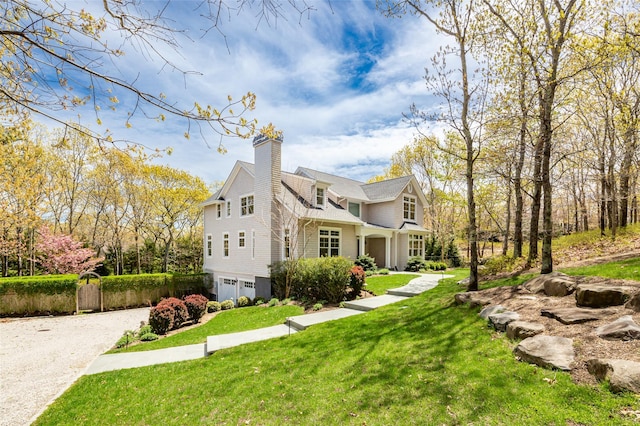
[206,324,297,354]
[286,308,364,331]
[344,294,409,311]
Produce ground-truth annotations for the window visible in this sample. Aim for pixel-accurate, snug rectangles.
[238,231,246,248]
[216,204,221,219]
[206,234,212,257]
[240,195,254,216]
[348,201,360,218]
[251,230,256,260]
[403,195,416,221]
[319,228,340,257]
[284,229,290,259]
[223,233,229,257]
[409,234,424,257]
[316,187,325,207]
[240,280,255,289]
[226,201,231,217]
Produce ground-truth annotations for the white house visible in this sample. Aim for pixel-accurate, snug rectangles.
[202,134,429,302]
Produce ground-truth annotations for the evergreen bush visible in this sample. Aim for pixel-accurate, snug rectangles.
[220,299,235,310]
[354,254,377,272]
[237,296,251,307]
[207,301,221,313]
[405,256,427,272]
[183,294,208,323]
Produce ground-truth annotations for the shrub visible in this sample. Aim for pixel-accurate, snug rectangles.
[184,294,208,323]
[281,298,291,305]
[313,303,323,311]
[349,265,366,299]
[139,332,159,342]
[481,255,525,276]
[207,301,221,313]
[405,256,427,272]
[378,268,390,275]
[157,297,189,328]
[137,324,152,338]
[297,256,353,303]
[253,297,266,305]
[220,299,235,310]
[149,304,174,335]
[268,298,279,307]
[237,296,251,307]
[115,331,135,348]
[354,254,377,272]
[425,261,447,271]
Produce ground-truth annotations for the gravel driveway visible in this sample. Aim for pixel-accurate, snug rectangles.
[0,308,149,426]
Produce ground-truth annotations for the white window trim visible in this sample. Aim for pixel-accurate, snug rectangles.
[222,232,230,258]
[226,201,231,218]
[240,279,255,289]
[316,186,326,208]
[348,201,361,218]
[408,233,424,258]
[403,195,417,222]
[239,193,255,217]
[238,230,246,249]
[284,228,291,259]
[318,226,341,257]
[216,204,222,220]
[206,234,213,257]
[251,229,256,260]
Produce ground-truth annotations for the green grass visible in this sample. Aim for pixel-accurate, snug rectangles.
[35,267,639,425]
[365,273,420,295]
[109,304,304,353]
[559,257,640,281]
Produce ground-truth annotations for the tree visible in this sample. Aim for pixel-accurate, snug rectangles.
[35,226,101,274]
[0,1,309,147]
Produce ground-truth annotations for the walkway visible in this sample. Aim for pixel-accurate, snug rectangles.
[85,273,452,375]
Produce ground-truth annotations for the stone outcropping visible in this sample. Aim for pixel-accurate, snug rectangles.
[514,335,575,371]
[587,359,640,393]
[626,293,640,312]
[506,321,545,340]
[478,305,505,320]
[488,311,520,332]
[523,272,576,296]
[540,307,612,325]
[596,315,640,341]
[454,291,491,308]
[575,284,638,308]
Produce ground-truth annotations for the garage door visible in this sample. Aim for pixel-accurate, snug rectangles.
[218,277,237,302]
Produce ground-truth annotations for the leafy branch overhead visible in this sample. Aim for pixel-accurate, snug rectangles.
[0,0,312,146]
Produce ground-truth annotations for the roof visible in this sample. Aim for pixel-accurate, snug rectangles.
[295,167,368,201]
[361,175,414,201]
[399,222,430,233]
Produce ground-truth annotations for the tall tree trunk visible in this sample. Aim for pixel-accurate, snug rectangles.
[528,134,544,266]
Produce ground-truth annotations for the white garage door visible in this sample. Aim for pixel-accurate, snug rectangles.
[218,277,237,303]
[238,280,256,300]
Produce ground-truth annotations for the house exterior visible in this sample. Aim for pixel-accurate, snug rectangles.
[202,134,429,302]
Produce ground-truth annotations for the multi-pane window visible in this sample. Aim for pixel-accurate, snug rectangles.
[223,233,229,257]
[238,231,246,248]
[284,229,291,258]
[226,201,231,217]
[206,234,212,257]
[316,187,325,207]
[403,196,416,221]
[216,204,221,219]
[409,234,424,257]
[348,201,360,217]
[251,230,256,260]
[240,195,254,216]
[241,280,255,289]
[319,228,340,257]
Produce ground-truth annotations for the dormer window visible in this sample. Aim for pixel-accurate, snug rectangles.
[316,187,325,208]
[348,201,360,218]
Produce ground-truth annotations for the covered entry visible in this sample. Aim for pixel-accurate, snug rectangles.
[358,225,394,269]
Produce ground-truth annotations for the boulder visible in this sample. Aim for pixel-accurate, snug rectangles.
[506,321,545,340]
[514,335,575,371]
[524,272,575,295]
[454,292,491,308]
[575,284,638,308]
[540,307,612,325]
[626,293,640,312]
[479,305,505,320]
[488,311,520,332]
[587,359,640,393]
[596,315,640,341]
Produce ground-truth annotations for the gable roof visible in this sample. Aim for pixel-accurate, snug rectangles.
[361,175,414,201]
[295,167,368,201]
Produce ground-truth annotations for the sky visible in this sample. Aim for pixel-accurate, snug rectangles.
[49,0,447,185]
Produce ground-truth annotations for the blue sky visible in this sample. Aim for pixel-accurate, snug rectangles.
[53,0,445,184]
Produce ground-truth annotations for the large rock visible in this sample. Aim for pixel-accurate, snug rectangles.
[506,321,545,340]
[454,292,491,308]
[514,335,575,371]
[575,284,638,308]
[524,272,576,295]
[596,315,640,341]
[488,311,520,332]
[587,359,640,393]
[540,307,612,325]
[479,305,505,320]
[626,293,640,312]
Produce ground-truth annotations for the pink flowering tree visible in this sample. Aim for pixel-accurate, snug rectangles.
[35,227,101,274]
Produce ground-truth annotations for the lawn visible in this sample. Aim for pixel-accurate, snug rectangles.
[34,267,639,425]
[364,272,420,295]
[109,304,304,353]
[560,257,640,280]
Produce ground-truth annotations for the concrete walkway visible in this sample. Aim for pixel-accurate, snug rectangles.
[85,273,451,375]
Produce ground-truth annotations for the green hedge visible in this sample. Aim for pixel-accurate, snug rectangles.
[0,276,77,296]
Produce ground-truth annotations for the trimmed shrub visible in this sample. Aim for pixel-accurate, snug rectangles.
[137,324,152,338]
[405,256,427,272]
[157,297,189,328]
[425,261,447,271]
[149,304,174,335]
[378,268,390,275]
[139,332,159,342]
[220,299,234,310]
[281,298,291,305]
[253,297,266,306]
[313,303,323,311]
[268,298,279,307]
[207,301,221,313]
[349,265,366,298]
[297,256,353,304]
[184,294,208,323]
[237,296,251,307]
[354,254,377,272]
